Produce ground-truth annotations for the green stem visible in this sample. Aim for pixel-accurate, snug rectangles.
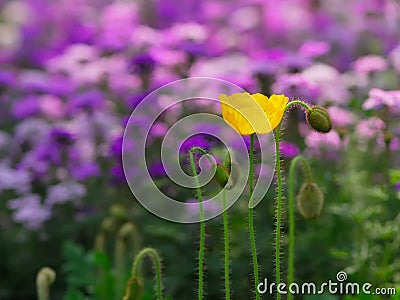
[124,247,162,300]
[288,155,312,300]
[274,101,310,300]
[223,151,231,300]
[190,148,206,300]
[274,123,283,300]
[36,267,56,300]
[285,100,312,112]
[248,134,260,300]
[222,188,231,300]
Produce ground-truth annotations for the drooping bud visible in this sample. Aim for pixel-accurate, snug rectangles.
[100,217,114,233]
[36,267,56,300]
[306,106,332,133]
[214,164,231,189]
[110,204,127,221]
[296,182,324,219]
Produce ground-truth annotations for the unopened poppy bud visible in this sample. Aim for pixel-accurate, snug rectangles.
[118,222,137,241]
[110,204,127,221]
[296,182,324,219]
[100,217,114,233]
[306,106,332,133]
[214,164,231,189]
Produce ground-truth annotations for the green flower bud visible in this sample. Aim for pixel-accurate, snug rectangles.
[214,164,231,189]
[306,106,332,133]
[296,182,324,219]
[110,204,127,221]
[36,267,56,300]
[100,217,114,233]
[118,222,138,241]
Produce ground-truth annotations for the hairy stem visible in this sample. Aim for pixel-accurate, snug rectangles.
[274,123,283,300]
[190,148,206,300]
[222,188,231,300]
[223,151,231,300]
[123,247,162,300]
[288,155,311,300]
[285,100,311,112]
[248,134,260,300]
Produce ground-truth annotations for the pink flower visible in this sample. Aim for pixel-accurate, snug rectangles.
[363,88,400,112]
[327,106,357,127]
[352,55,387,74]
[299,40,331,58]
[305,131,342,159]
[355,117,386,139]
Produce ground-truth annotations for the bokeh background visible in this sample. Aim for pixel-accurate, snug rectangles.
[1,0,400,299]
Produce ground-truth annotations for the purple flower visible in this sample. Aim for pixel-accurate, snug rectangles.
[69,161,100,181]
[8,194,50,230]
[50,127,75,147]
[0,164,31,194]
[0,70,15,88]
[148,161,167,178]
[99,2,138,50]
[352,55,387,74]
[395,182,400,191]
[130,54,156,74]
[18,71,49,93]
[11,96,40,120]
[69,90,105,113]
[280,141,300,159]
[272,73,320,101]
[45,182,86,207]
[179,134,211,154]
[14,118,50,148]
[110,164,126,184]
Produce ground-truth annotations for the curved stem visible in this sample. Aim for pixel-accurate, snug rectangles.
[288,155,312,300]
[285,100,312,112]
[274,123,283,300]
[190,148,206,300]
[124,247,162,300]
[223,152,231,300]
[36,267,56,300]
[248,134,260,300]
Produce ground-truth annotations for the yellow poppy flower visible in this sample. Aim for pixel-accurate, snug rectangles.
[219,92,289,136]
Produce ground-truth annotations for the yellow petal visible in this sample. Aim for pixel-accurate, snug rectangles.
[264,94,289,130]
[219,93,272,135]
[219,92,288,135]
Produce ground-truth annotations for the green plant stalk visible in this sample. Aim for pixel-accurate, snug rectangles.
[222,188,231,300]
[190,148,206,300]
[274,122,283,300]
[115,222,141,300]
[275,100,311,300]
[223,151,231,300]
[248,134,260,300]
[124,247,162,300]
[36,267,56,300]
[288,155,312,300]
